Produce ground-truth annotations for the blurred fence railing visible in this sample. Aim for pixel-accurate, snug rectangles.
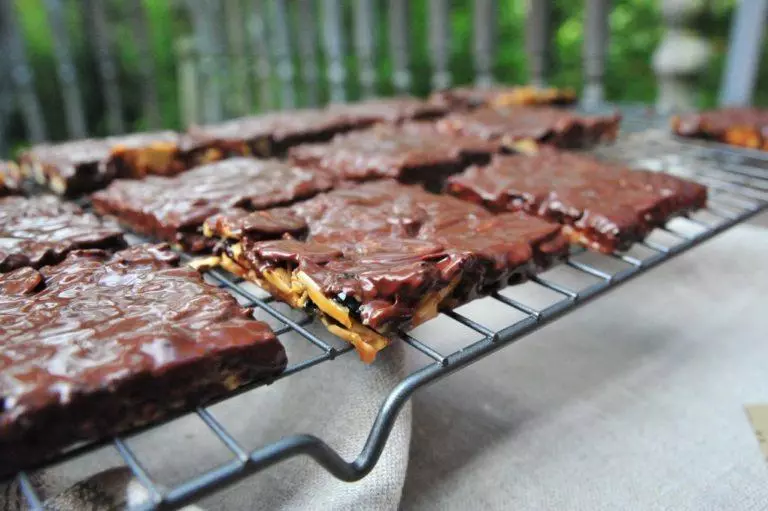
[0,0,764,157]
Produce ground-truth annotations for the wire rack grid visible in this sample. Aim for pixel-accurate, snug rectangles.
[9,112,768,510]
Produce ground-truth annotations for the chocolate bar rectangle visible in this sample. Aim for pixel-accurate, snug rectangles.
[91,157,333,252]
[446,149,708,253]
[202,180,568,362]
[0,195,126,273]
[429,86,577,110]
[671,108,768,150]
[437,106,621,149]
[0,244,286,475]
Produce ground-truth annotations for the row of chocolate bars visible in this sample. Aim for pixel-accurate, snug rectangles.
[0,86,759,475]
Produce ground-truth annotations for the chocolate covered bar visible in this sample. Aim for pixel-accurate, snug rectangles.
[181,108,380,165]
[326,96,448,123]
[18,131,185,195]
[202,180,568,362]
[0,161,22,196]
[0,244,286,475]
[288,122,501,186]
[0,195,126,272]
[671,108,768,150]
[429,85,577,110]
[91,157,333,252]
[437,106,621,149]
[446,149,708,253]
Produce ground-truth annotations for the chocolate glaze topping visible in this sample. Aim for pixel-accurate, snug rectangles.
[672,108,768,149]
[437,106,621,148]
[207,180,568,331]
[326,96,448,123]
[0,195,126,273]
[447,149,707,252]
[0,244,285,474]
[289,122,500,183]
[92,158,332,252]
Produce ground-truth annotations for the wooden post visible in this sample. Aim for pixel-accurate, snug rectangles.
[85,0,124,134]
[130,0,163,128]
[719,0,768,106]
[297,0,320,106]
[428,0,451,90]
[652,0,711,112]
[246,0,274,111]
[389,0,411,93]
[353,0,377,98]
[583,0,610,110]
[525,0,550,88]
[473,0,495,87]
[322,0,346,103]
[176,36,199,127]
[186,0,224,122]
[0,0,47,142]
[223,0,252,115]
[272,0,296,109]
[43,0,87,138]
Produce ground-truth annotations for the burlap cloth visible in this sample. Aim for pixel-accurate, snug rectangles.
[4,214,767,510]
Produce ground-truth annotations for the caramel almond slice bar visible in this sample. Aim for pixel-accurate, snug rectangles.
[0,244,286,475]
[203,181,568,362]
[429,85,577,110]
[446,149,707,253]
[91,158,332,252]
[0,161,22,197]
[671,108,768,150]
[18,132,184,195]
[325,96,448,123]
[0,195,126,273]
[436,106,621,149]
[288,122,501,187]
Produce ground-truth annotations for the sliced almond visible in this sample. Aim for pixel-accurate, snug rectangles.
[295,271,352,328]
[188,256,221,271]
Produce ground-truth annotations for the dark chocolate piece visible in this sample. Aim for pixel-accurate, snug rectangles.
[288,122,500,187]
[91,157,333,252]
[325,96,448,123]
[0,195,126,273]
[429,86,577,110]
[181,108,379,164]
[18,131,184,195]
[437,106,621,149]
[671,108,768,150]
[0,161,22,197]
[446,149,708,253]
[0,244,286,476]
[203,180,568,362]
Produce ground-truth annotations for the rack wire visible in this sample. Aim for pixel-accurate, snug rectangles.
[9,111,768,510]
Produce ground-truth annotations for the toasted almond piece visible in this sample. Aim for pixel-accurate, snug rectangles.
[412,277,461,327]
[188,255,221,271]
[295,270,352,328]
[507,138,539,155]
[262,267,294,299]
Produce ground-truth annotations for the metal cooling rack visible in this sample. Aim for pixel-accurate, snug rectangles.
[10,112,768,510]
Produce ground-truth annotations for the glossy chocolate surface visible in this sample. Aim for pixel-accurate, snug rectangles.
[429,86,576,109]
[91,157,332,251]
[0,195,126,272]
[673,108,768,137]
[0,244,285,474]
[289,122,499,182]
[437,106,621,148]
[208,181,568,331]
[326,96,448,123]
[447,149,707,252]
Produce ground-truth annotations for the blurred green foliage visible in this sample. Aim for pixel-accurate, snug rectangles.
[5,0,767,147]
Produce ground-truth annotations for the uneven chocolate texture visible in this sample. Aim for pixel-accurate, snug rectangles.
[0,161,22,196]
[204,181,568,361]
[91,157,332,252]
[18,132,184,195]
[0,244,286,475]
[446,149,708,253]
[437,106,621,149]
[429,86,577,110]
[181,108,379,164]
[288,122,500,186]
[0,195,126,273]
[672,108,768,150]
[326,96,448,123]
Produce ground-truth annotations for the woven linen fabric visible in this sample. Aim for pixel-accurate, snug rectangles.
[400,216,768,511]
